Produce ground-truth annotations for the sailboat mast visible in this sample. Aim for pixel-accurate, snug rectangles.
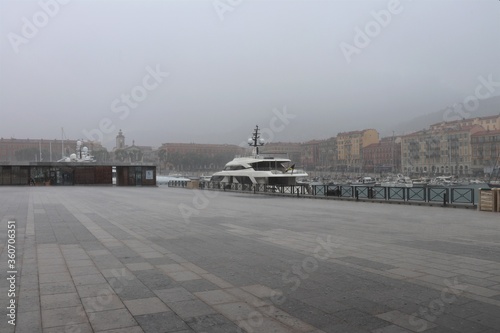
[61,127,64,159]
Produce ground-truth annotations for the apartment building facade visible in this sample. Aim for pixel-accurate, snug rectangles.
[336,129,379,172]
[401,125,484,175]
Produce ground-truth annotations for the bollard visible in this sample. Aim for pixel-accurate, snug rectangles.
[443,192,447,207]
[355,188,359,201]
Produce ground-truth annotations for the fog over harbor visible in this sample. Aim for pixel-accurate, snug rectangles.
[1,0,499,149]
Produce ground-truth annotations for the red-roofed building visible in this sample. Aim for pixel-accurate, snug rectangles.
[363,137,401,173]
[0,138,104,163]
[301,140,322,170]
[159,143,246,172]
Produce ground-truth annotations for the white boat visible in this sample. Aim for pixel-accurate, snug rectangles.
[352,176,376,185]
[411,177,430,186]
[157,175,190,185]
[57,140,96,162]
[429,176,453,186]
[199,175,212,183]
[381,174,413,188]
[210,126,307,186]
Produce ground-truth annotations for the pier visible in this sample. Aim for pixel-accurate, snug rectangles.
[179,182,480,209]
[1,186,499,332]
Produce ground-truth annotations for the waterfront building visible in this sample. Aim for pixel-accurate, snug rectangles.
[336,129,379,172]
[430,115,500,132]
[261,142,302,165]
[115,129,125,149]
[363,136,401,173]
[317,137,338,171]
[0,137,103,163]
[112,130,155,163]
[471,129,500,175]
[159,142,246,172]
[301,140,322,170]
[401,125,484,175]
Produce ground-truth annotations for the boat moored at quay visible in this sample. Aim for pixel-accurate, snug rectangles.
[209,126,308,186]
[380,174,413,188]
[167,126,490,208]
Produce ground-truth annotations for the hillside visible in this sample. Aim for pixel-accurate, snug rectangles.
[383,95,500,136]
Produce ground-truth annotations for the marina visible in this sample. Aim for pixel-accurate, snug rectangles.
[1,1,498,332]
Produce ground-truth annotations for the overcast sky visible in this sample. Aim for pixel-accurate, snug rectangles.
[1,0,499,149]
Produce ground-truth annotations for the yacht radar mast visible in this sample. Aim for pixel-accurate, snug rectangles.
[247,125,265,156]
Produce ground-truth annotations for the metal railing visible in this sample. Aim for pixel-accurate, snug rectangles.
[170,182,476,206]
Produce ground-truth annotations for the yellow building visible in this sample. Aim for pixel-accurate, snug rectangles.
[336,129,379,172]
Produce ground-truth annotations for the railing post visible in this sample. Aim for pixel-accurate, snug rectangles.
[355,188,359,201]
[443,192,447,206]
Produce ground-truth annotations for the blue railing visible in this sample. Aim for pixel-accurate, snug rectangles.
[171,182,476,206]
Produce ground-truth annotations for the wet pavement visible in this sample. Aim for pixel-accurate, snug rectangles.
[0,186,499,333]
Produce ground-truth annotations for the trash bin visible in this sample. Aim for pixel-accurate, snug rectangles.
[478,188,497,212]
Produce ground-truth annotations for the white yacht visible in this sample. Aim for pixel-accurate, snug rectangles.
[381,174,413,188]
[210,155,308,185]
[57,140,96,163]
[352,176,376,185]
[210,126,307,186]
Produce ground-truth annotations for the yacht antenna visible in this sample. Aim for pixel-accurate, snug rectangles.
[247,125,265,155]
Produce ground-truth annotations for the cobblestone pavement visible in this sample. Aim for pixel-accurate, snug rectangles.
[0,186,499,333]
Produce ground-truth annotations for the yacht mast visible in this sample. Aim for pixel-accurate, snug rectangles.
[247,125,265,156]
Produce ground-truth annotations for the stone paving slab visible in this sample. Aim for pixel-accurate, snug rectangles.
[0,186,499,332]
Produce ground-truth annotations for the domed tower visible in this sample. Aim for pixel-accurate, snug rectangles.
[116,129,125,149]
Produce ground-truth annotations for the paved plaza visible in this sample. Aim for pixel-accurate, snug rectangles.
[0,186,499,333]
